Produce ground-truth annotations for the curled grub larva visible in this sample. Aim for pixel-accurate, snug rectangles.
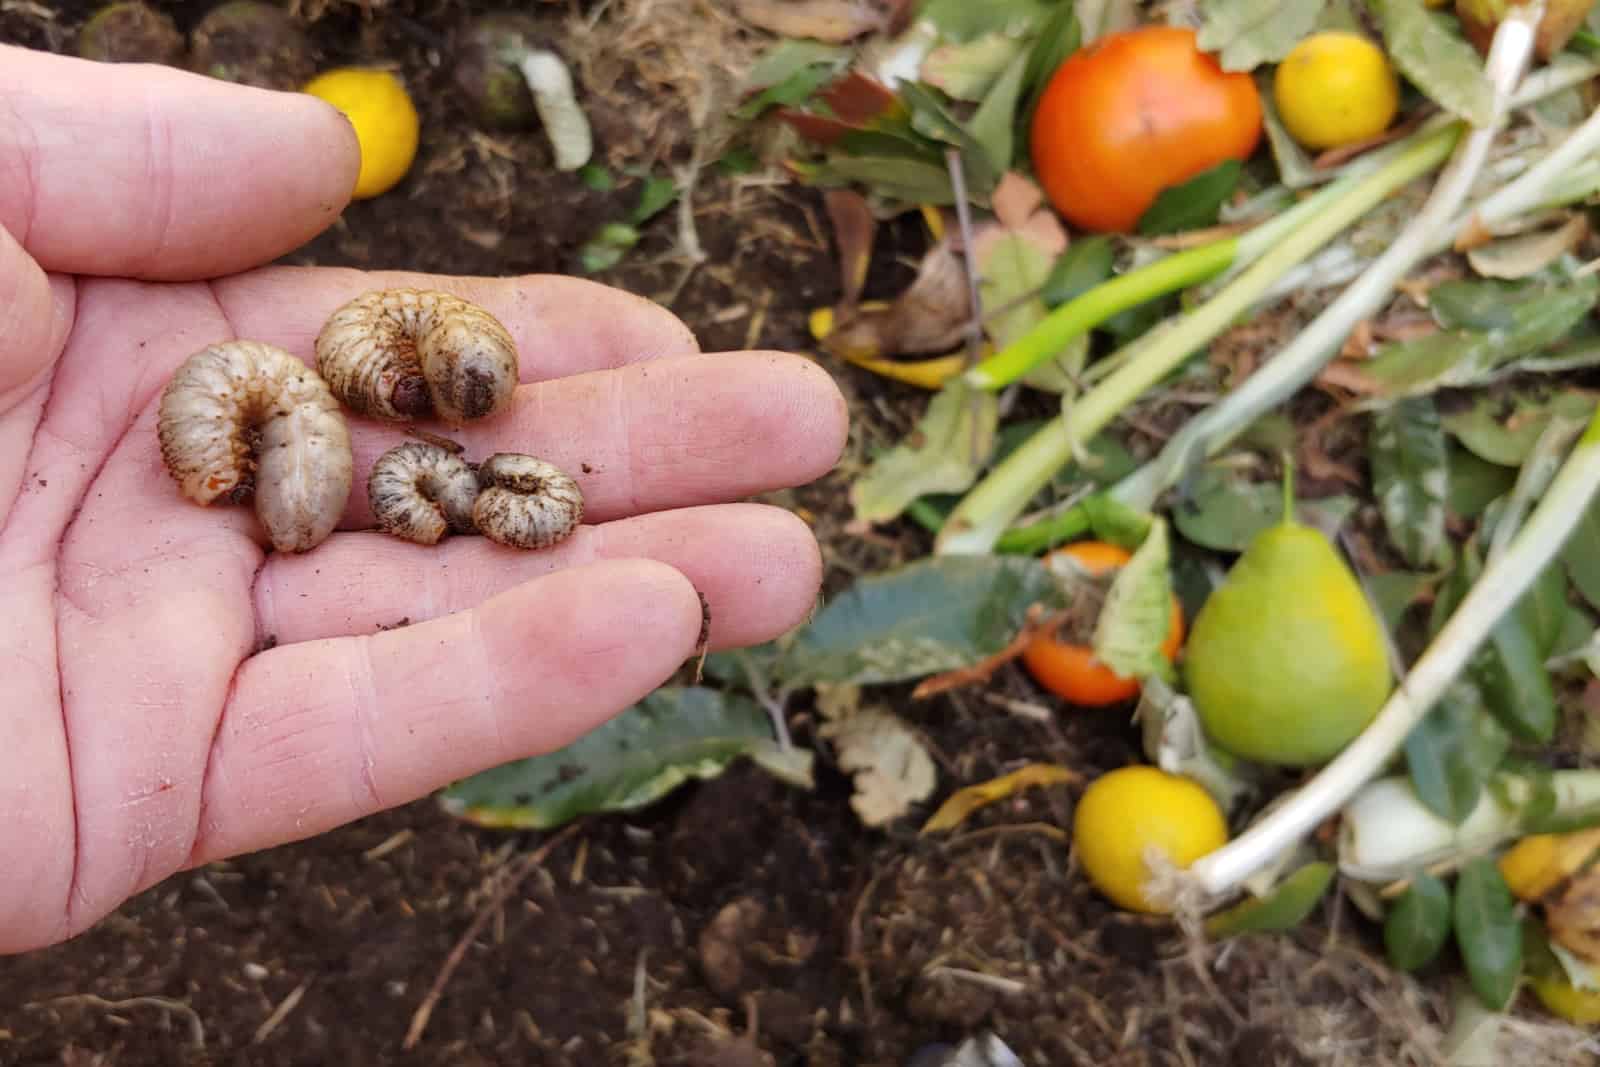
[368,440,481,545]
[472,453,585,549]
[366,442,583,550]
[157,340,354,553]
[315,288,519,425]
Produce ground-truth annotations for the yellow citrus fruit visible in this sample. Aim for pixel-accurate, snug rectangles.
[302,67,420,200]
[1501,827,1600,902]
[1073,765,1228,913]
[1273,31,1400,151]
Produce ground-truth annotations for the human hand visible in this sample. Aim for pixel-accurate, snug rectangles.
[0,45,847,955]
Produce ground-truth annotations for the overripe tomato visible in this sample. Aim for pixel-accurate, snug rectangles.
[1021,541,1185,707]
[1029,26,1263,233]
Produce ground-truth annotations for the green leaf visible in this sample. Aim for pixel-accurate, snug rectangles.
[1453,857,1523,1011]
[773,555,1073,689]
[1384,871,1452,971]
[741,39,849,92]
[1017,0,1081,135]
[1426,275,1598,332]
[1367,569,1437,634]
[628,175,680,225]
[1562,495,1600,612]
[1040,234,1116,308]
[1196,0,1329,70]
[921,32,1029,102]
[1447,444,1516,516]
[851,381,999,525]
[1173,462,1357,552]
[1092,517,1175,682]
[578,222,641,273]
[1371,0,1495,127]
[967,50,1031,171]
[917,0,1055,41]
[1442,389,1600,468]
[1136,160,1242,235]
[897,81,1000,198]
[1403,681,1510,824]
[798,154,957,205]
[1475,602,1558,743]
[1371,396,1451,569]
[979,232,1060,350]
[734,59,843,120]
[437,687,807,830]
[1204,862,1336,938]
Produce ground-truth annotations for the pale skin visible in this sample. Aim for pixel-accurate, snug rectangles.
[0,45,849,955]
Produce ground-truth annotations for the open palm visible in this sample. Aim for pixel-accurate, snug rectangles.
[0,47,846,954]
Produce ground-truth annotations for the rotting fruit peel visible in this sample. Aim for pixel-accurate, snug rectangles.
[1028,25,1262,234]
[1021,540,1184,707]
[1182,487,1392,768]
[1073,764,1228,914]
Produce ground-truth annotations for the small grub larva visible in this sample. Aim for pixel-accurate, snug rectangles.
[367,440,481,545]
[157,340,354,553]
[472,453,584,549]
[315,288,519,425]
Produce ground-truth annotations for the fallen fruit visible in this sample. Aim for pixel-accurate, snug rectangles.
[1529,973,1600,1025]
[1273,31,1400,151]
[1073,764,1228,913]
[1183,475,1392,767]
[1029,25,1262,233]
[1500,827,1600,902]
[1020,540,1184,707]
[302,67,421,200]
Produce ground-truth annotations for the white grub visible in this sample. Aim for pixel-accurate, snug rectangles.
[367,441,481,545]
[157,340,353,554]
[314,288,519,425]
[472,452,583,549]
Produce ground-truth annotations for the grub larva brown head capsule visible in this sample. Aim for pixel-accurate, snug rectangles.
[472,452,584,549]
[367,440,481,546]
[157,340,354,553]
[314,288,519,425]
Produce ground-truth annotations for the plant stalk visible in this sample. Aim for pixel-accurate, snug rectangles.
[933,124,1462,555]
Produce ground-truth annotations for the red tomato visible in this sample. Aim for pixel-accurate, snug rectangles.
[1029,25,1263,233]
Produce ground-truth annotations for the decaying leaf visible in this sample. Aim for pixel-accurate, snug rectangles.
[1464,214,1590,280]
[850,379,998,524]
[820,706,938,825]
[920,763,1080,833]
[734,0,891,42]
[820,238,973,360]
[1370,0,1495,127]
[1371,396,1451,569]
[1092,517,1176,683]
[826,187,878,307]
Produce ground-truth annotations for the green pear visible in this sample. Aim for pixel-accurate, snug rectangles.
[1183,497,1392,768]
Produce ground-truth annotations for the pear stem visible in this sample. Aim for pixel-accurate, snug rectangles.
[1280,451,1296,527]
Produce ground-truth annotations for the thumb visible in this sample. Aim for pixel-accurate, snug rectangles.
[0,221,70,406]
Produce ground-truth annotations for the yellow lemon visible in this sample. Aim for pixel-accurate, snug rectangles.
[302,67,420,200]
[1073,765,1228,913]
[1273,31,1400,151]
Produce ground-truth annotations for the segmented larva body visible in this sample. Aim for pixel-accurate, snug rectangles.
[315,288,519,424]
[157,340,354,553]
[367,441,481,546]
[367,442,584,550]
[473,452,585,549]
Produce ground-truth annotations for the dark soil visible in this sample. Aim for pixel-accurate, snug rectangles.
[3,3,1587,1066]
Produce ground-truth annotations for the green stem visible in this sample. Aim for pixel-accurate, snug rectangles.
[964,238,1239,390]
[934,123,1462,557]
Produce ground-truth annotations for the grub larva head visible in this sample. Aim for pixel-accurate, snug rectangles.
[315,288,520,426]
[157,340,353,554]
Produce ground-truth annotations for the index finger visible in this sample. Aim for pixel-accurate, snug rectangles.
[0,44,358,280]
